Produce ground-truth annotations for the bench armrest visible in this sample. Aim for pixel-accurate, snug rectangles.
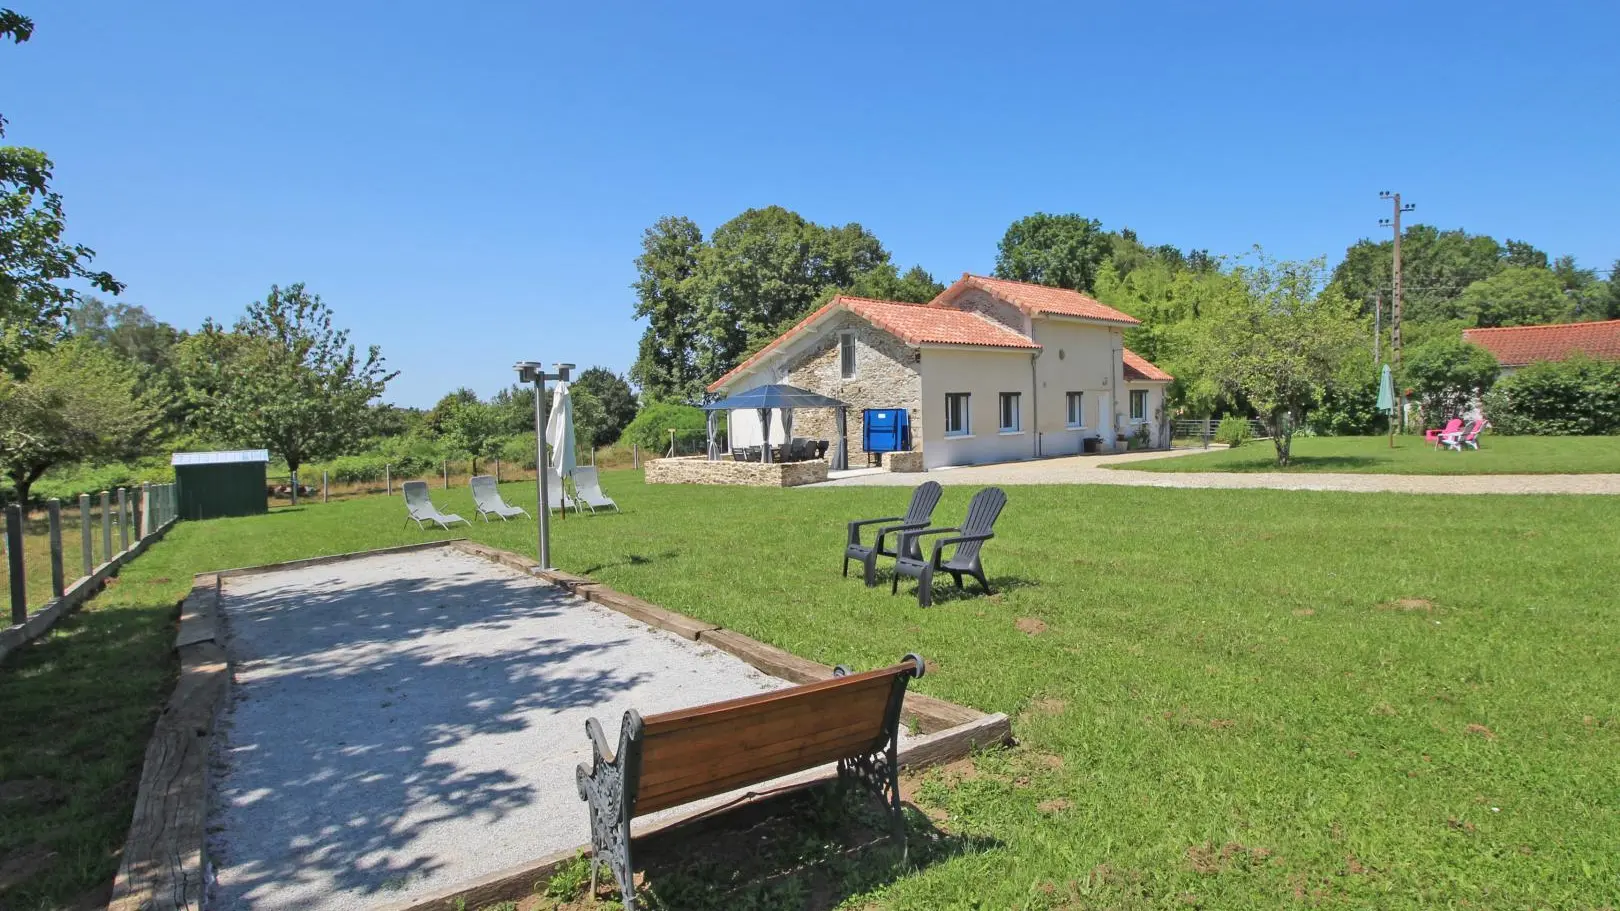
[847,515,903,545]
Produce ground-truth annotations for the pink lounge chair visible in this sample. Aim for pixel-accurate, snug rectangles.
[1441,419,1487,452]
[1426,418,1463,449]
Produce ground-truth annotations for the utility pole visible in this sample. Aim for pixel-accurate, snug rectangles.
[1373,288,1382,363]
[1378,190,1415,428]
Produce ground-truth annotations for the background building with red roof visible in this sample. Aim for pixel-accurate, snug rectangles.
[1463,319,1620,376]
[709,273,1172,468]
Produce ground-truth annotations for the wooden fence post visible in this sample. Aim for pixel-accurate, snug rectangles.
[100,491,112,560]
[323,471,329,503]
[385,464,391,496]
[80,494,92,574]
[632,444,639,470]
[48,499,65,597]
[495,459,501,483]
[117,488,130,552]
[5,503,25,624]
[443,460,449,489]
[140,483,151,536]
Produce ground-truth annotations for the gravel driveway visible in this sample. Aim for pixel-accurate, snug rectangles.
[809,450,1620,495]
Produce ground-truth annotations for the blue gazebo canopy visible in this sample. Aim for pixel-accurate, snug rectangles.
[702,384,847,411]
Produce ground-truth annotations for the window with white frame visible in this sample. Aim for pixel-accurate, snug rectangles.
[999,392,1021,433]
[1066,391,1085,428]
[1130,389,1149,422]
[945,393,971,436]
[839,332,856,379]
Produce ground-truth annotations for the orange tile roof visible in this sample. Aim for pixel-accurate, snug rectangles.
[1462,319,1620,367]
[933,273,1141,326]
[707,296,1039,392]
[1123,348,1173,382]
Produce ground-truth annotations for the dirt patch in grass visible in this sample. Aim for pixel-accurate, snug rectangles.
[1025,697,1066,717]
[1014,617,1048,635]
[1378,598,1436,613]
[1037,798,1071,814]
[0,846,58,891]
[1186,842,1277,875]
[0,778,65,806]
[1292,608,1316,616]
[1464,723,1498,740]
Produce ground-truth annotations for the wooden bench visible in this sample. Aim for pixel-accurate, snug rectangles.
[576,653,925,908]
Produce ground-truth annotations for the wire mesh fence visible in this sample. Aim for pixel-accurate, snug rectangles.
[2,483,176,626]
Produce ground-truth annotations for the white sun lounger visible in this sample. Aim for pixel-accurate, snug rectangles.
[470,474,529,522]
[571,466,619,514]
[403,480,471,529]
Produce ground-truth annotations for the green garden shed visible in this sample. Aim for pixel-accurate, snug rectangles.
[171,450,270,520]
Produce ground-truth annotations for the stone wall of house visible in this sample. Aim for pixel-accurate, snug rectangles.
[646,455,827,488]
[946,287,1028,334]
[779,312,922,462]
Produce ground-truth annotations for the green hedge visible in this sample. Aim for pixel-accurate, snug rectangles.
[621,403,708,453]
[1214,415,1251,447]
[1483,356,1620,435]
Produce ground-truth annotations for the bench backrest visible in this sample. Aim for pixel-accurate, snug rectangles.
[630,656,922,816]
[954,487,1007,563]
[902,481,944,527]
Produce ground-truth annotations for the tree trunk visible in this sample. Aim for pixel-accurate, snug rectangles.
[1270,411,1292,467]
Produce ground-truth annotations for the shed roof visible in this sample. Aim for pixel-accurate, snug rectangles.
[172,449,271,466]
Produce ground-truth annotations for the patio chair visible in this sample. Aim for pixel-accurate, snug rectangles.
[1442,419,1487,452]
[572,466,620,514]
[843,480,944,587]
[470,474,529,522]
[790,437,814,461]
[815,440,829,459]
[892,487,1007,608]
[744,446,762,463]
[403,480,471,530]
[1425,418,1463,449]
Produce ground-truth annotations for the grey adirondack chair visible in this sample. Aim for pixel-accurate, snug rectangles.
[403,480,471,529]
[571,466,619,513]
[470,474,529,521]
[892,487,1006,607]
[844,481,943,586]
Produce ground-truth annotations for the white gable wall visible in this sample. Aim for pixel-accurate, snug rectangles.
[918,347,1037,469]
[1029,318,1123,455]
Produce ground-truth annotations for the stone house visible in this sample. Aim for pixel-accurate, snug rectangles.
[709,273,1173,470]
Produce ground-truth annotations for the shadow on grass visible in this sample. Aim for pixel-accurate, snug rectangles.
[1273,456,1388,471]
[557,785,1000,910]
[579,549,681,575]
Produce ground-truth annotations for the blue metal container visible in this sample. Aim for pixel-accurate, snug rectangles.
[862,408,912,456]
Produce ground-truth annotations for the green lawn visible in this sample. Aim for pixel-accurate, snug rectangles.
[1126,434,1620,474]
[3,475,1618,909]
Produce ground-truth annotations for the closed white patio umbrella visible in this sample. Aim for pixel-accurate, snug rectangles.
[547,380,578,479]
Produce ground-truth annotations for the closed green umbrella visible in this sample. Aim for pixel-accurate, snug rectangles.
[1376,364,1396,447]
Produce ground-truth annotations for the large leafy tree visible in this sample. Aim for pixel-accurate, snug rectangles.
[571,366,637,447]
[993,213,1112,293]
[1,10,122,373]
[0,338,159,503]
[1196,254,1364,465]
[1451,267,1574,327]
[1403,337,1500,423]
[180,284,396,474]
[1329,225,1510,324]
[630,216,707,404]
[630,207,899,402]
[697,206,887,383]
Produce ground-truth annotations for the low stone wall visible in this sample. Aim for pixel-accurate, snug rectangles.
[646,456,828,488]
[882,450,924,473]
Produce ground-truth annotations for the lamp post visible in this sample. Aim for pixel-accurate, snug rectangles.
[515,361,573,571]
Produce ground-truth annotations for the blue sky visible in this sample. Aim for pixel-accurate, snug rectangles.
[6,1,1616,407]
